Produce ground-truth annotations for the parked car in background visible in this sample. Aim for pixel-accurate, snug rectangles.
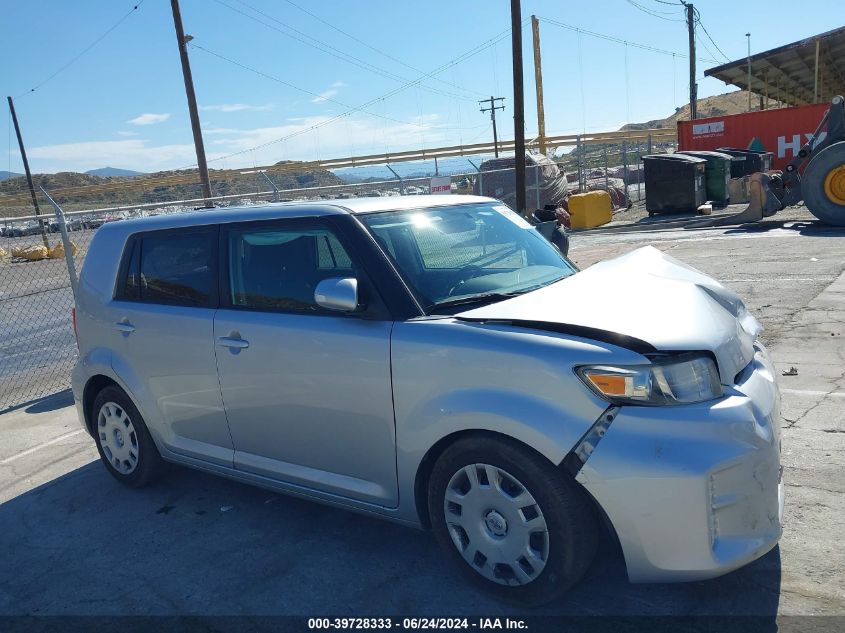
[22,220,45,236]
[72,195,783,605]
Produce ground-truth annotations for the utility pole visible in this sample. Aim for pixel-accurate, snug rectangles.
[684,2,697,120]
[531,15,546,155]
[7,96,48,247]
[170,0,213,208]
[746,32,752,111]
[511,0,527,217]
[479,96,505,157]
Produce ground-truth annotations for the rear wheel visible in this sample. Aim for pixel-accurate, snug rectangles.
[92,385,163,488]
[428,436,598,605]
[803,140,845,226]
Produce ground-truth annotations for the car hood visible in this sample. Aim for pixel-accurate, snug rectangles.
[456,246,761,384]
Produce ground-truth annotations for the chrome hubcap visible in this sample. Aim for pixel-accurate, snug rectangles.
[444,463,549,586]
[97,402,139,475]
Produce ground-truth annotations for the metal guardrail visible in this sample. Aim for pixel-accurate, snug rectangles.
[0,128,676,208]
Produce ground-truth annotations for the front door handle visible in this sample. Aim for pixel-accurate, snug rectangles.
[217,336,249,350]
[114,321,135,334]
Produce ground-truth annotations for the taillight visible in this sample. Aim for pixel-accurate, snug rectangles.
[72,307,78,346]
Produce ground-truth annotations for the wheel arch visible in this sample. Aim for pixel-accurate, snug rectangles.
[82,374,120,435]
[412,428,610,533]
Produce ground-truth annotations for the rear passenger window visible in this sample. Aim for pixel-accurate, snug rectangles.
[117,230,216,307]
[227,224,357,312]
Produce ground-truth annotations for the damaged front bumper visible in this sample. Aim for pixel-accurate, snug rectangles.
[575,343,784,583]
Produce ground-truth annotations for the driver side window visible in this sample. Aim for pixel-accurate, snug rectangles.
[226,223,359,313]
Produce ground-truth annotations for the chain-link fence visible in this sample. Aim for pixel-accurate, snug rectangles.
[1,212,81,410]
[0,144,675,411]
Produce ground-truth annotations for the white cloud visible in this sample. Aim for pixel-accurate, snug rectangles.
[311,81,346,104]
[27,112,449,172]
[127,113,171,126]
[200,103,273,113]
[28,139,203,172]
[204,113,449,165]
[117,130,140,137]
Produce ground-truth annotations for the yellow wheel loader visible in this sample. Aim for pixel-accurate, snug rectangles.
[716,95,845,226]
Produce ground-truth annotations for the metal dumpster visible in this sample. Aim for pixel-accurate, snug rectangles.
[677,150,733,205]
[643,154,707,215]
[716,148,774,176]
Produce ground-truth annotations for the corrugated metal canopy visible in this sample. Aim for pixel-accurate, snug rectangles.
[704,26,845,107]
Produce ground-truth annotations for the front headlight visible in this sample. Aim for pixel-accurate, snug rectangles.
[576,353,723,406]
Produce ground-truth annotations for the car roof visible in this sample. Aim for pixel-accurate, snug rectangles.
[94,194,496,237]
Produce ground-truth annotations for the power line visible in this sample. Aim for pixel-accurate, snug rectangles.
[213,0,476,103]
[0,24,520,201]
[694,9,731,62]
[276,0,487,99]
[539,16,719,63]
[16,1,146,98]
[624,0,684,21]
[198,21,521,166]
[191,44,477,132]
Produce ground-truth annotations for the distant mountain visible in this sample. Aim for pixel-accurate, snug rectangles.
[0,163,346,217]
[85,167,145,177]
[0,171,23,182]
[333,155,491,183]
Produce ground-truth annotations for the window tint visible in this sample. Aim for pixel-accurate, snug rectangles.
[228,224,358,312]
[122,240,140,300]
[134,231,216,306]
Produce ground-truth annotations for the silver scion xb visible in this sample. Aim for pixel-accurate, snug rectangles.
[71,195,783,605]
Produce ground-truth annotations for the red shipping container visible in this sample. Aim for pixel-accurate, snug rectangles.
[677,103,829,170]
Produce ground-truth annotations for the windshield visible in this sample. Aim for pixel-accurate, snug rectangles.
[362,202,577,313]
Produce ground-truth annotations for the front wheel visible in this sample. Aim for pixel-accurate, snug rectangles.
[428,436,599,605]
[803,140,845,226]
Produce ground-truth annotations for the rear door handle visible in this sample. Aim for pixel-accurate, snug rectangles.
[114,321,135,334]
[217,336,249,350]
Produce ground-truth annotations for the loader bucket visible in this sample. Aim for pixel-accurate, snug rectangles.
[711,172,784,226]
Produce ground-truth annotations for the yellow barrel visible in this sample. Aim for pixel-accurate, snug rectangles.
[568,191,613,229]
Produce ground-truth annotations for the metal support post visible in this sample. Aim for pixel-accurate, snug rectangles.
[40,187,78,298]
[636,141,642,202]
[259,171,280,202]
[386,165,405,195]
[603,148,609,193]
[622,140,630,207]
[467,159,482,195]
[576,135,583,192]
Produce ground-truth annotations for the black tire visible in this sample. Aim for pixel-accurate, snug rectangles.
[92,385,164,488]
[803,140,845,226]
[428,436,599,606]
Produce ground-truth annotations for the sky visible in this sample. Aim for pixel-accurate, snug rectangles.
[1,0,841,174]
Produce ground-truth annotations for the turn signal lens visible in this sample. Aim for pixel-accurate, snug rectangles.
[576,354,722,406]
[582,372,630,397]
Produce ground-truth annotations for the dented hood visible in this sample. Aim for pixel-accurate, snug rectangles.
[457,246,761,384]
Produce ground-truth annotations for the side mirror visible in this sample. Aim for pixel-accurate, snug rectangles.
[314,277,359,312]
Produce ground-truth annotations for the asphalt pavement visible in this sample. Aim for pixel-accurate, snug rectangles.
[0,211,843,618]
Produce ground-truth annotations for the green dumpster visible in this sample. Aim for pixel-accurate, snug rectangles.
[677,150,732,205]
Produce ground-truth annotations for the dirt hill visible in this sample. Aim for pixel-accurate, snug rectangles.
[0,162,345,217]
[622,90,784,131]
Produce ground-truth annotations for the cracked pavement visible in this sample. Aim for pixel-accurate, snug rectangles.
[0,209,843,617]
